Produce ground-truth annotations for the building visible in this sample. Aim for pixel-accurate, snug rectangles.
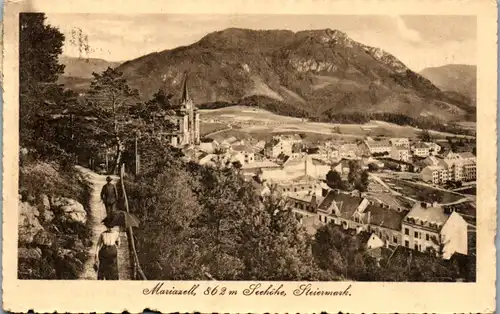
[424,142,441,155]
[421,165,449,184]
[401,202,468,259]
[339,143,361,159]
[365,204,407,247]
[390,138,410,148]
[231,143,257,164]
[264,137,294,158]
[421,151,476,184]
[166,73,200,146]
[365,140,392,155]
[412,142,431,158]
[390,146,410,162]
[282,155,331,180]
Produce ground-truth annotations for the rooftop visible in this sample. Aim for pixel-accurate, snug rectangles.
[318,191,364,219]
[241,160,280,169]
[405,202,450,226]
[367,205,408,231]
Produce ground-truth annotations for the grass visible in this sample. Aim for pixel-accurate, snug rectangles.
[382,177,465,204]
[200,106,474,141]
[199,122,228,136]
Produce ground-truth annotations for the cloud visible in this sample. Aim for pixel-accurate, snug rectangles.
[391,15,421,43]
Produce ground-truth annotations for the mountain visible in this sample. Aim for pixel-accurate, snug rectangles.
[420,64,476,104]
[66,28,475,122]
[58,56,122,78]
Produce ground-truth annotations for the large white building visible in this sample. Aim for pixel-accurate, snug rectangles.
[401,202,468,259]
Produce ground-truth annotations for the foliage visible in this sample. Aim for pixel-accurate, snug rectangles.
[326,170,344,190]
[87,67,140,173]
[124,143,326,280]
[347,160,369,192]
[419,129,433,142]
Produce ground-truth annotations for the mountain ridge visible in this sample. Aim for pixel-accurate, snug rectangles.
[419,64,476,104]
[61,28,475,122]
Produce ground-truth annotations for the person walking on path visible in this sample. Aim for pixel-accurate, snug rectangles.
[94,220,121,280]
[100,176,118,217]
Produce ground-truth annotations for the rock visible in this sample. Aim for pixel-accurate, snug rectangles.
[51,197,87,224]
[73,239,85,252]
[18,247,42,260]
[41,194,51,211]
[33,229,55,247]
[40,209,55,224]
[18,201,43,245]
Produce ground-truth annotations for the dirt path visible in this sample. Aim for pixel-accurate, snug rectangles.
[76,166,131,280]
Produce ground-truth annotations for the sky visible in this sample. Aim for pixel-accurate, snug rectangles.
[45,14,476,72]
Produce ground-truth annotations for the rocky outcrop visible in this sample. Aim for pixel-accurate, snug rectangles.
[18,193,90,279]
[51,196,87,224]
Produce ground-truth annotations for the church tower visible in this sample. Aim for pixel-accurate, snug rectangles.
[179,72,200,145]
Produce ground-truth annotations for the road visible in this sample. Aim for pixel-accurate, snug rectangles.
[76,166,131,280]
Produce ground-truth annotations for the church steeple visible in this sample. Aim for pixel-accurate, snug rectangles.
[181,71,190,103]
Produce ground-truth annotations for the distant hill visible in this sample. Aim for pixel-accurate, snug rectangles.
[58,56,122,78]
[62,28,475,123]
[420,64,476,105]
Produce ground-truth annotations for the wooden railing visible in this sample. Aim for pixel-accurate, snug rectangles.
[119,164,147,280]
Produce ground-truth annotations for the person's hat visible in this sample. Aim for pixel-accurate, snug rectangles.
[106,176,112,182]
[102,216,114,228]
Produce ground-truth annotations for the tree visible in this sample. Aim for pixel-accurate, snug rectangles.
[326,170,344,190]
[19,13,65,146]
[368,163,379,172]
[88,67,139,174]
[419,129,432,142]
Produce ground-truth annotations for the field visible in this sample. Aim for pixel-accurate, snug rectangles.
[382,177,466,204]
[199,106,476,141]
[199,122,229,136]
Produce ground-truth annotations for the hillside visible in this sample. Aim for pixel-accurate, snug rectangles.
[59,56,122,78]
[57,56,121,89]
[64,28,475,122]
[420,64,476,104]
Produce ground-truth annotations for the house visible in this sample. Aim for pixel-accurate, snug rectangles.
[412,142,431,157]
[401,202,468,259]
[365,140,392,155]
[231,143,257,164]
[241,160,282,179]
[288,193,322,216]
[264,137,294,158]
[421,150,476,184]
[198,139,219,154]
[424,142,441,155]
[390,146,410,162]
[277,174,322,197]
[365,204,407,247]
[390,138,410,148]
[421,165,449,184]
[316,191,369,227]
[282,155,331,180]
[253,140,266,152]
[339,143,361,159]
[365,232,385,250]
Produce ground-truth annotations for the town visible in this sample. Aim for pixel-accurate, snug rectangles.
[160,76,476,265]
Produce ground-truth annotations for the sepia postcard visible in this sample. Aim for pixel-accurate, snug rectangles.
[2,0,497,312]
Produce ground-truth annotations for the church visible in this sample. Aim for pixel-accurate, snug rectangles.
[166,73,200,147]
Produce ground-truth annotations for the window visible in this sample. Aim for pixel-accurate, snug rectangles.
[405,228,409,235]
[393,236,397,243]
[426,234,430,241]
[414,244,418,250]
[404,240,409,247]
[414,231,418,238]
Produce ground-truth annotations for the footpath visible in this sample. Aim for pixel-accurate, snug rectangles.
[76,166,131,280]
